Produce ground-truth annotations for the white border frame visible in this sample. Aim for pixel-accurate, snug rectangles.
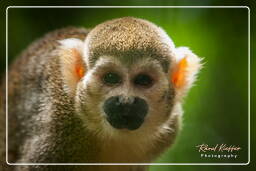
[5,6,250,166]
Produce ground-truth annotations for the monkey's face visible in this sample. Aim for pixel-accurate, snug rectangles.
[60,17,201,140]
[76,56,173,136]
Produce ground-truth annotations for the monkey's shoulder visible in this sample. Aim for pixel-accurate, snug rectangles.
[20,27,90,59]
[8,27,90,83]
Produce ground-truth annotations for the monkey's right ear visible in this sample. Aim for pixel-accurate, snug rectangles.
[171,47,202,100]
[58,38,86,96]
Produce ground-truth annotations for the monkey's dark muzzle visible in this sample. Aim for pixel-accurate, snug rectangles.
[103,96,148,130]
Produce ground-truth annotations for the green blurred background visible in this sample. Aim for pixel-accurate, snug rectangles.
[0,0,254,171]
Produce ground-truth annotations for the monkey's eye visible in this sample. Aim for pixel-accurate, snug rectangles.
[133,74,153,88]
[103,72,122,85]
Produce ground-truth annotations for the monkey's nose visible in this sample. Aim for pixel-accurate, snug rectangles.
[103,96,148,130]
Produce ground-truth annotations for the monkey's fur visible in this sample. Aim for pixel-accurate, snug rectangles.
[0,17,201,171]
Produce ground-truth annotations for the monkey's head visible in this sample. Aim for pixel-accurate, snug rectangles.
[59,17,201,141]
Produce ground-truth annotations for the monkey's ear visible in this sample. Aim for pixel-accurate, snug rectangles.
[58,38,86,96]
[171,47,202,99]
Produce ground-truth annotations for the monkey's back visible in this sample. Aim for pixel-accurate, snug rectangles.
[0,27,90,167]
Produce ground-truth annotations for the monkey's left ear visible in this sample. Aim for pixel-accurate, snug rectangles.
[58,38,86,96]
[171,47,202,99]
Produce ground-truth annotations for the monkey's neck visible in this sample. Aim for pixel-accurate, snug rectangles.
[96,137,153,163]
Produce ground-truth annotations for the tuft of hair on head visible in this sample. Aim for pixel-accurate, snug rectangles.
[171,47,202,101]
[58,38,87,96]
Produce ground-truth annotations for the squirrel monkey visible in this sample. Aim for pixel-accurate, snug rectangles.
[0,17,201,171]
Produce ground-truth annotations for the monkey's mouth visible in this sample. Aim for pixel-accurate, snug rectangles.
[106,114,145,130]
[103,96,148,131]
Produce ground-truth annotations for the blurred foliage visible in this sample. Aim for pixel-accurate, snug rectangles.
[0,0,254,171]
